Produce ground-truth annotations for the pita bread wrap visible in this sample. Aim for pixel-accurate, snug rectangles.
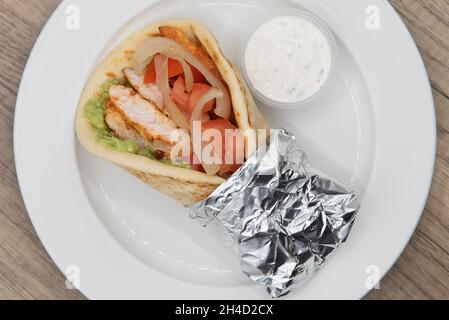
[76,19,268,206]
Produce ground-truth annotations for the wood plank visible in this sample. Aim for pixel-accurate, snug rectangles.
[365,0,449,299]
[0,0,83,300]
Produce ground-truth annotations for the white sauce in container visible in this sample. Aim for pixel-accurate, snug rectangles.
[244,15,333,104]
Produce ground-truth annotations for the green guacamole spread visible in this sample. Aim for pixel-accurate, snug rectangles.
[84,78,157,159]
[84,78,190,170]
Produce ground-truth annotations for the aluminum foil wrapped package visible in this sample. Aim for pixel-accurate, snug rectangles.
[189,129,359,298]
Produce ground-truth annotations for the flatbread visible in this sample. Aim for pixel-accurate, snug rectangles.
[76,19,268,206]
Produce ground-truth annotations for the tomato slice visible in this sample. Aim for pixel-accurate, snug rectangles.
[201,119,244,175]
[167,59,184,79]
[143,60,157,84]
[144,57,205,85]
[188,83,215,113]
[192,66,206,83]
[171,77,190,111]
[143,58,184,84]
[171,78,215,113]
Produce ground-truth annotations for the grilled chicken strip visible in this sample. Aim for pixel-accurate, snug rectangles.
[159,26,222,80]
[106,85,190,157]
[122,68,163,108]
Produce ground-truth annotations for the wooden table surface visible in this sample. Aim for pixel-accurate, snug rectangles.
[1,0,448,300]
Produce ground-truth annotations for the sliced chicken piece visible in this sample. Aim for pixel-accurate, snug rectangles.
[105,105,159,152]
[122,68,163,109]
[106,85,190,158]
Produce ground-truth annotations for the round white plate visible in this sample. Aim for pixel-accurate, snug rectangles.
[14,0,436,299]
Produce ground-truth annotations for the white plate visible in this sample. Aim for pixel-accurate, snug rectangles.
[14,0,436,299]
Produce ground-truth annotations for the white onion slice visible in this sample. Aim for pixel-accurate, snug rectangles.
[134,37,232,119]
[167,97,190,131]
[203,161,222,176]
[154,54,189,130]
[177,59,193,93]
[154,54,170,108]
[190,88,224,176]
[190,87,223,130]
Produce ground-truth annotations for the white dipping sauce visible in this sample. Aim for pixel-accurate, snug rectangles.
[245,15,332,103]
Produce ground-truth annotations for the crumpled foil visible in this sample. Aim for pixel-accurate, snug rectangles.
[189,129,359,298]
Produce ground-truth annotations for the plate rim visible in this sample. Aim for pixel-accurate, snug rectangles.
[14,0,436,299]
